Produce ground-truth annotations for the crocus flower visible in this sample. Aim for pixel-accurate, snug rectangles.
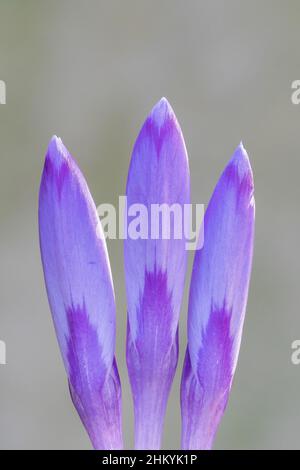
[124,98,190,449]
[180,143,255,449]
[39,101,255,451]
[38,137,123,450]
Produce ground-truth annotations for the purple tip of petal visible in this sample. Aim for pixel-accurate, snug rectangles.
[42,136,68,198]
[148,97,179,132]
[181,143,255,449]
[42,135,93,205]
[150,97,173,127]
[142,97,189,160]
[47,135,68,164]
[225,142,254,202]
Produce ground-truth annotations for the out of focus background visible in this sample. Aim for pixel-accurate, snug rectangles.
[0,0,299,449]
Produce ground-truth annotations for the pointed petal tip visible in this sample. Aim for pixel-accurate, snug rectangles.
[149,97,176,128]
[41,136,75,199]
[154,96,171,110]
[234,141,252,175]
[160,96,168,103]
[50,134,62,146]
[227,142,254,197]
[46,135,68,165]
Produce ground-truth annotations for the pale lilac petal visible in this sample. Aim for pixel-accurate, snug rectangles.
[125,98,190,449]
[39,136,123,449]
[181,143,255,450]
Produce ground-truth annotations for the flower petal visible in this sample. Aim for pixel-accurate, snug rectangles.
[39,136,123,449]
[124,98,190,449]
[181,143,255,450]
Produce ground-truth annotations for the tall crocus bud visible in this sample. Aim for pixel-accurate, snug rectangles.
[124,98,190,449]
[39,137,123,450]
[181,144,255,450]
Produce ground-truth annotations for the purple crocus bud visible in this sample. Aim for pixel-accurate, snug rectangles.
[124,98,190,449]
[38,136,123,450]
[181,143,255,450]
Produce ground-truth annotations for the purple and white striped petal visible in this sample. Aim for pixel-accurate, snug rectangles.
[39,136,123,449]
[181,143,255,450]
[125,98,190,449]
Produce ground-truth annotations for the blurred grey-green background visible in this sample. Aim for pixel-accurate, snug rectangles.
[0,0,299,449]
